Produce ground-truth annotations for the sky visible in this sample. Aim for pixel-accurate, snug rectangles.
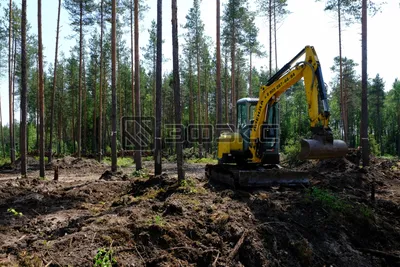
[0,0,399,125]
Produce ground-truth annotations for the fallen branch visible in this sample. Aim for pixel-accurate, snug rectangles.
[359,248,400,261]
[228,230,247,261]
[212,251,220,267]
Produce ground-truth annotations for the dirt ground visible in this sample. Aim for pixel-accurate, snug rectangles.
[0,156,400,266]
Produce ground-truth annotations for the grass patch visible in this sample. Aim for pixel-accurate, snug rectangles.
[0,157,11,166]
[103,157,134,167]
[143,156,153,162]
[132,169,150,179]
[179,177,207,195]
[187,158,217,164]
[148,215,165,226]
[306,187,351,213]
[306,187,375,219]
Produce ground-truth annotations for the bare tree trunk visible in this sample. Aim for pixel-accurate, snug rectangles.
[231,34,236,125]
[0,96,5,158]
[21,0,27,176]
[92,58,97,154]
[274,0,278,71]
[83,56,88,156]
[49,0,62,163]
[58,69,64,155]
[269,0,272,76]
[8,0,15,163]
[134,0,142,170]
[130,0,135,117]
[71,80,75,154]
[216,0,222,133]
[98,0,104,162]
[38,0,45,178]
[249,51,252,96]
[111,0,117,172]
[189,56,194,125]
[361,0,369,166]
[197,35,202,158]
[338,1,348,144]
[155,0,162,175]
[171,0,184,182]
[224,49,228,123]
[77,1,83,158]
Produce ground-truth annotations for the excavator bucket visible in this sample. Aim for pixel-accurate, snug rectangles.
[299,138,348,160]
[205,164,309,188]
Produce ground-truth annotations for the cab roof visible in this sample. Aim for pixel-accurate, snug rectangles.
[237,97,259,104]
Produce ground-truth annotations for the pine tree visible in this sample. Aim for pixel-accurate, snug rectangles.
[20,0,27,176]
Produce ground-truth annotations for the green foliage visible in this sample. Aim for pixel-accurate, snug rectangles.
[187,158,217,164]
[132,169,149,179]
[307,187,351,212]
[93,247,117,267]
[103,157,134,167]
[7,208,23,217]
[368,134,380,156]
[149,215,164,226]
[306,187,374,219]
[282,139,304,167]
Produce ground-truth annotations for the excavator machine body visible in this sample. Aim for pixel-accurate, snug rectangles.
[206,46,348,188]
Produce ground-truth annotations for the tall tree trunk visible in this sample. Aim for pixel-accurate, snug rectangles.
[249,51,252,96]
[92,58,97,154]
[21,0,27,176]
[130,0,135,117]
[189,56,194,125]
[197,34,202,158]
[171,0,184,182]
[77,1,83,158]
[231,33,236,125]
[224,49,228,123]
[111,0,117,172]
[83,57,88,155]
[216,0,222,132]
[38,0,45,178]
[204,69,209,154]
[98,0,104,162]
[269,0,272,76]
[361,0,369,166]
[0,96,5,158]
[274,0,278,70]
[155,0,162,175]
[134,0,142,170]
[8,0,15,163]
[49,0,61,163]
[58,69,64,155]
[338,1,348,144]
[71,79,75,154]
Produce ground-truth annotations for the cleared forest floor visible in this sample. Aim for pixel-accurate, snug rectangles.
[0,156,400,266]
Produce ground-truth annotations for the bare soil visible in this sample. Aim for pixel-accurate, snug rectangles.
[0,156,400,266]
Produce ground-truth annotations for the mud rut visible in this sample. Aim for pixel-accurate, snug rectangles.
[0,156,400,266]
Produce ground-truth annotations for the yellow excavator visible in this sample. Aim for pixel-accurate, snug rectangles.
[206,46,348,187]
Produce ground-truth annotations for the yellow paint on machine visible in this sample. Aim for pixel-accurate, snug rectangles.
[217,132,243,159]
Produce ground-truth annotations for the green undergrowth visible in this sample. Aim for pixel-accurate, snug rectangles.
[103,157,134,167]
[305,187,374,219]
[187,158,217,164]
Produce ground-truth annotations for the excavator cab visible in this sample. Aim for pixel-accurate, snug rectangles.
[237,98,280,164]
